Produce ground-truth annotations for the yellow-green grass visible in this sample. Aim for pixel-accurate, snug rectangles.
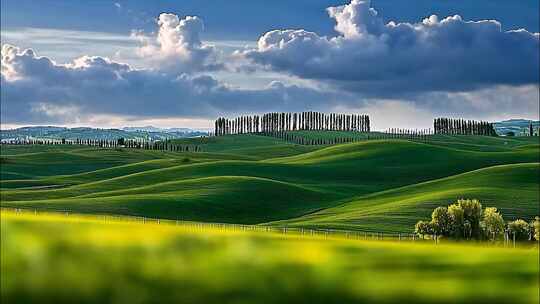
[272,163,540,232]
[1,211,538,304]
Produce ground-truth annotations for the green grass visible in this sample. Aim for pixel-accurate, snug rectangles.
[1,134,538,232]
[172,134,320,158]
[271,163,540,232]
[2,211,538,304]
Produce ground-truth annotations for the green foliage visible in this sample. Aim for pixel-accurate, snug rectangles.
[431,207,452,236]
[416,201,509,241]
[448,203,464,238]
[416,199,486,240]
[414,220,433,238]
[508,219,530,241]
[457,199,483,238]
[482,207,505,240]
[534,217,540,241]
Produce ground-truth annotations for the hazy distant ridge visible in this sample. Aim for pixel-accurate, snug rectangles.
[1,126,208,141]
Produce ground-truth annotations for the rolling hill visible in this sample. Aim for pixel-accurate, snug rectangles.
[1,133,538,232]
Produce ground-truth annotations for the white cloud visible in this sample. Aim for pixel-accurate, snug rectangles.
[133,13,223,72]
[242,0,539,95]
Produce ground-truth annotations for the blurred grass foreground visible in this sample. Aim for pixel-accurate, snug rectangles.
[1,210,538,304]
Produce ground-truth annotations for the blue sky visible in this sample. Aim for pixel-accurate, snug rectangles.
[3,0,538,38]
[1,0,539,130]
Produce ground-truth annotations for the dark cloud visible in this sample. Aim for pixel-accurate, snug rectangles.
[1,44,351,125]
[242,0,539,96]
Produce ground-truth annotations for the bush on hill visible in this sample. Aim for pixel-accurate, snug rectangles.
[507,219,530,241]
[415,199,538,241]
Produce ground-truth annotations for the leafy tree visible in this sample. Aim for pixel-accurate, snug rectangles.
[415,221,433,238]
[457,199,483,238]
[533,217,540,241]
[463,220,472,239]
[448,203,464,238]
[481,207,505,240]
[508,219,530,241]
[431,207,452,236]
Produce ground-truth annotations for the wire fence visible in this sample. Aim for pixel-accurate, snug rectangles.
[3,207,537,248]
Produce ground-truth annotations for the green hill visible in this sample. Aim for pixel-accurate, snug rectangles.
[271,163,539,232]
[1,133,538,232]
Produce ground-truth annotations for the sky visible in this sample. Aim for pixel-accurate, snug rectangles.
[1,0,539,131]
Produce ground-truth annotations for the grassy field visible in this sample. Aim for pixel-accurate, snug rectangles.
[1,133,538,232]
[2,210,538,304]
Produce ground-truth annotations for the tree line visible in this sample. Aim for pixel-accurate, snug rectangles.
[214,112,370,136]
[415,199,540,241]
[1,138,202,153]
[434,118,497,136]
[261,128,435,146]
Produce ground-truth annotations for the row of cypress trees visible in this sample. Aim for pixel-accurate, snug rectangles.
[2,138,202,152]
[214,112,370,136]
[434,118,497,136]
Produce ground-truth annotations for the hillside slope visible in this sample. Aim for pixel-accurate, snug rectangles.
[271,163,540,232]
[1,134,538,230]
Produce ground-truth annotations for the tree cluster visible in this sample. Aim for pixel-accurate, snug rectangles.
[118,139,202,152]
[434,118,497,136]
[214,112,370,136]
[415,199,539,241]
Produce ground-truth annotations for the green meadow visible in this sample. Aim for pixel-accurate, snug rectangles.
[1,211,538,304]
[1,133,539,303]
[1,133,538,232]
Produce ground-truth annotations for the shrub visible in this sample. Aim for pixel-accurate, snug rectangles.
[508,219,530,241]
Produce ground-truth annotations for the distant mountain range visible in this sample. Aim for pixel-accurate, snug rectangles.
[492,119,539,136]
[1,126,208,141]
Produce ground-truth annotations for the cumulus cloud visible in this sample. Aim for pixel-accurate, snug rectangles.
[242,0,539,96]
[1,44,350,125]
[133,13,223,72]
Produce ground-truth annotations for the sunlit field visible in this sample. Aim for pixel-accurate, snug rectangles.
[1,210,538,304]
